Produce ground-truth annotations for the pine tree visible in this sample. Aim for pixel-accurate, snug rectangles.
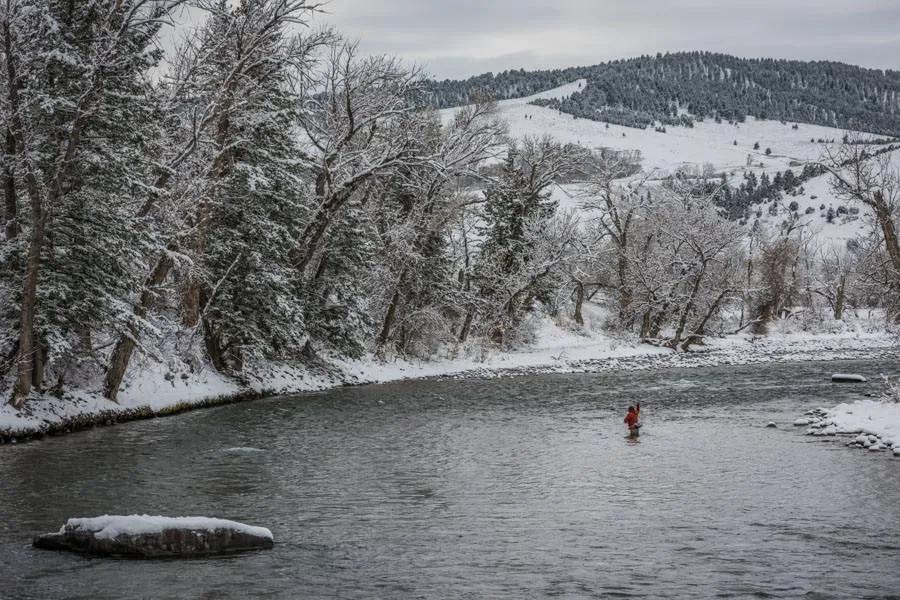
[1,0,181,407]
[103,0,327,398]
[473,138,580,342]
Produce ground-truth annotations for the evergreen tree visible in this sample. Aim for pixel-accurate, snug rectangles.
[472,138,582,343]
[1,0,181,406]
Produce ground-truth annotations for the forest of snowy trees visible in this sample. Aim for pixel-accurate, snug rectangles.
[1,1,899,411]
[428,52,900,136]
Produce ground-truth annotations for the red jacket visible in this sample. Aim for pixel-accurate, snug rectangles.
[624,411,638,427]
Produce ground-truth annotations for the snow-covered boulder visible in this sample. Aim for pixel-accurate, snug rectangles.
[831,373,867,383]
[33,515,273,558]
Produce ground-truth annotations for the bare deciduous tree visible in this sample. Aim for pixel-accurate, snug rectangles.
[824,138,900,318]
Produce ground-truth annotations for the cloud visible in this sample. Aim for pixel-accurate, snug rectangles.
[310,0,900,79]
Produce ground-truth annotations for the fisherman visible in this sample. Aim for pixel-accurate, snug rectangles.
[624,405,640,438]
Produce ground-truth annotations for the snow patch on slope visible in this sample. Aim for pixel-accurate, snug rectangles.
[442,79,897,247]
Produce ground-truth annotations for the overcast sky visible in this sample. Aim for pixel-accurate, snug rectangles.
[309,0,900,80]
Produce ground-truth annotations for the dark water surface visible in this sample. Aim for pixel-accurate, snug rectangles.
[2,360,900,599]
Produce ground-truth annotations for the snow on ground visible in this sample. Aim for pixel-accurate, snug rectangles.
[803,396,900,457]
[60,515,273,540]
[335,318,668,384]
[442,80,898,247]
[117,361,241,410]
[1,317,896,442]
[444,79,882,177]
[0,362,242,438]
[775,173,868,246]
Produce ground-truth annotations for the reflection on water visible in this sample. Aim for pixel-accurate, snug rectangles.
[1,360,899,599]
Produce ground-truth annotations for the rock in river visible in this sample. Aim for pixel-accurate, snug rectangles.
[33,515,273,558]
[831,373,867,383]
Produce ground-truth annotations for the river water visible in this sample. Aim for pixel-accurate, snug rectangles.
[1,360,899,599]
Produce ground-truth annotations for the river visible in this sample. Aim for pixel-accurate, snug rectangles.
[2,359,899,599]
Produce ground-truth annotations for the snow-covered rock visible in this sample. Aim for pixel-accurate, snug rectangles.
[803,398,900,455]
[831,373,867,383]
[33,515,273,558]
[793,418,810,426]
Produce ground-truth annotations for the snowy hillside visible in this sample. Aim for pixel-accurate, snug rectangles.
[444,80,899,247]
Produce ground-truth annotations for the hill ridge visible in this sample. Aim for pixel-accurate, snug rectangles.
[425,51,900,136]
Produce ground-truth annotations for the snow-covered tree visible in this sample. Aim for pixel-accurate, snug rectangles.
[1,0,184,408]
[372,100,505,357]
[471,136,587,345]
[579,148,644,325]
[626,181,743,348]
[104,0,327,398]
[824,139,900,319]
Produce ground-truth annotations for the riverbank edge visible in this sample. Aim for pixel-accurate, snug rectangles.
[0,389,272,445]
[2,338,897,445]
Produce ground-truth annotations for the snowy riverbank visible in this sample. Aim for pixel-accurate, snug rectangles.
[801,391,900,457]
[1,325,897,443]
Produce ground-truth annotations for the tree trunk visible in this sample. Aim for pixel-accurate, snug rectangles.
[10,187,45,408]
[647,307,667,339]
[639,312,653,338]
[670,265,707,350]
[3,128,17,239]
[183,278,202,327]
[751,302,772,335]
[458,310,474,343]
[31,339,44,391]
[378,271,406,349]
[294,198,341,280]
[202,317,228,373]
[182,74,238,323]
[616,251,632,324]
[573,281,585,327]
[104,251,175,401]
[874,194,900,283]
[2,18,19,240]
[681,288,730,352]
[834,275,845,320]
